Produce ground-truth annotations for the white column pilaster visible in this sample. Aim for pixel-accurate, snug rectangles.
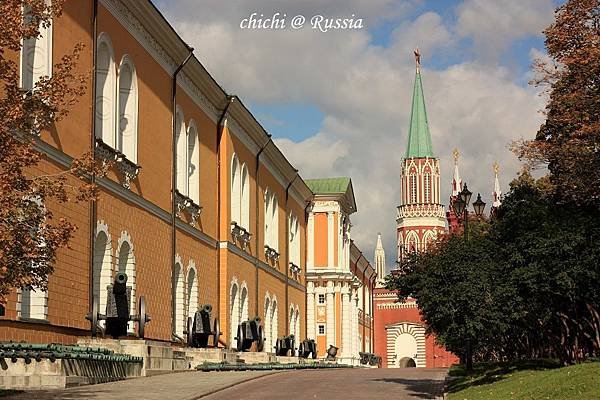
[326,281,335,349]
[353,292,360,357]
[327,212,334,267]
[306,281,315,339]
[307,213,314,268]
[342,283,351,357]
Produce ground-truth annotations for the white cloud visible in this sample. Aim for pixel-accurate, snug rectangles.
[455,0,555,61]
[157,0,551,269]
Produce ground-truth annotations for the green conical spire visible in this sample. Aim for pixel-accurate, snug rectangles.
[405,50,434,158]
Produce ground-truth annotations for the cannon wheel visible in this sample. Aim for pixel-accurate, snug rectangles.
[89,295,99,337]
[212,318,220,348]
[235,325,244,352]
[186,317,194,347]
[138,296,148,339]
[298,342,304,358]
[256,325,265,352]
[275,339,281,355]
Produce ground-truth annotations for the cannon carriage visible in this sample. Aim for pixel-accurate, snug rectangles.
[297,338,317,359]
[85,272,151,339]
[185,304,221,348]
[235,317,264,352]
[325,344,338,361]
[359,351,382,367]
[274,334,296,356]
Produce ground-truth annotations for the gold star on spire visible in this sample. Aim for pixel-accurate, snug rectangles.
[453,148,460,164]
[493,162,500,175]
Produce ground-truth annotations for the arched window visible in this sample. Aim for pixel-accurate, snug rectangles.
[187,121,200,204]
[240,284,248,322]
[289,213,300,267]
[406,232,419,254]
[270,195,279,251]
[117,235,136,332]
[410,173,417,204]
[424,172,431,203]
[229,282,239,349]
[231,155,241,225]
[264,295,271,352]
[20,1,53,91]
[240,164,250,229]
[95,33,116,147]
[264,188,272,248]
[187,265,198,318]
[172,262,185,337]
[175,108,187,195]
[117,56,138,162]
[270,299,278,350]
[93,226,112,324]
[294,307,300,340]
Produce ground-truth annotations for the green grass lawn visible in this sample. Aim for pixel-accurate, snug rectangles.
[447,360,600,400]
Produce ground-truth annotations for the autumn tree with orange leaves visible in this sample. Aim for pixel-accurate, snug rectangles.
[514,0,600,207]
[0,1,103,303]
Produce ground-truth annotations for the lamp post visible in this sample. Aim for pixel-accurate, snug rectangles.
[451,183,486,372]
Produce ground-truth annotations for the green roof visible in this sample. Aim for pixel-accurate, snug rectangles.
[305,177,356,213]
[405,70,434,158]
[305,177,351,194]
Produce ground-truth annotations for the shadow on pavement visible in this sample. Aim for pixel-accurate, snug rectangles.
[372,377,444,399]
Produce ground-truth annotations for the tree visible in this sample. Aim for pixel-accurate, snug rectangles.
[514,0,600,207]
[387,173,600,365]
[0,1,103,302]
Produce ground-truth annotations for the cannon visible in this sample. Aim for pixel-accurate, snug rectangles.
[274,334,296,356]
[85,272,151,339]
[186,304,221,348]
[325,344,338,361]
[359,352,370,365]
[369,354,382,367]
[297,339,317,359]
[235,317,264,352]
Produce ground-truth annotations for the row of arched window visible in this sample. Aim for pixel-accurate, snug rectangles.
[398,230,437,258]
[408,172,433,204]
[264,293,279,352]
[172,257,199,338]
[95,33,138,163]
[93,223,137,332]
[229,279,249,349]
[231,153,301,261]
[175,108,200,204]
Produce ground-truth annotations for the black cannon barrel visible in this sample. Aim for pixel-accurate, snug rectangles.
[201,304,212,313]
[113,272,128,294]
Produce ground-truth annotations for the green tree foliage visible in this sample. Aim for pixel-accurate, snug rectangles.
[387,173,600,364]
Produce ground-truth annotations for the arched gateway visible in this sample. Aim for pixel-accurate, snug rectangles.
[386,322,426,368]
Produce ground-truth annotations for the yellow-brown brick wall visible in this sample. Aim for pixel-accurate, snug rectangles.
[0,158,90,341]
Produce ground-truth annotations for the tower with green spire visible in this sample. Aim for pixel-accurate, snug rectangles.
[405,51,434,158]
[396,49,446,262]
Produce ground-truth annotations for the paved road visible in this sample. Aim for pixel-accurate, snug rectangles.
[204,368,448,400]
[6,368,447,400]
[5,371,278,400]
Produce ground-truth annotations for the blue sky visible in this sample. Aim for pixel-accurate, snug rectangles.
[159,0,561,267]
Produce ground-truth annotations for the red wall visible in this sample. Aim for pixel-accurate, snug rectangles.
[373,288,458,368]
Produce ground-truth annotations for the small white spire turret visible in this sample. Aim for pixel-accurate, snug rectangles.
[492,162,502,208]
[451,149,462,197]
[374,233,386,287]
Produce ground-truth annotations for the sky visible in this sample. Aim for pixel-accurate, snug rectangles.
[155,0,561,271]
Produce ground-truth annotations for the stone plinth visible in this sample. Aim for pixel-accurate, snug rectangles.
[77,338,189,376]
[237,352,277,364]
[0,358,141,390]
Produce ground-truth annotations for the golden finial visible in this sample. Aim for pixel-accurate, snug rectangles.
[452,148,460,164]
[493,162,500,175]
[414,48,421,72]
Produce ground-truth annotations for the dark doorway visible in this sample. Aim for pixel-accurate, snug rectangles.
[398,357,416,368]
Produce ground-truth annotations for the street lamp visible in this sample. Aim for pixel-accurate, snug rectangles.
[473,193,486,218]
